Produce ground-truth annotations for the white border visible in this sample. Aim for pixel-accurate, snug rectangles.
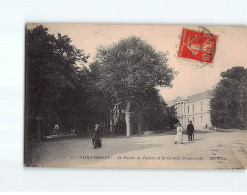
[0,0,247,192]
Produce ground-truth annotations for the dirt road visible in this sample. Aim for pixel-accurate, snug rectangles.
[28,129,247,169]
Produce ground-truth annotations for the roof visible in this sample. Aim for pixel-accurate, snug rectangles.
[175,96,187,102]
[187,90,213,102]
[166,90,214,106]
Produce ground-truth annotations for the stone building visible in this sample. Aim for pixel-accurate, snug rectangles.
[167,90,213,129]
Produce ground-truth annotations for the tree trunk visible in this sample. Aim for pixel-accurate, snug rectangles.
[137,111,142,136]
[109,110,113,133]
[125,101,131,137]
[106,112,110,134]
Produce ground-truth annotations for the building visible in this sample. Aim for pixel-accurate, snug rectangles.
[167,90,213,129]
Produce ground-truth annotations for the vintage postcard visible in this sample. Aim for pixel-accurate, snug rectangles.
[24,24,247,169]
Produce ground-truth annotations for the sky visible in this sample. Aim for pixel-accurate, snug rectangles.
[27,24,247,101]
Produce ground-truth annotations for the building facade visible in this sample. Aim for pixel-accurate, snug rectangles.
[168,90,213,129]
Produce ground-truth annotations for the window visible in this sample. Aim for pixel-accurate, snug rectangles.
[201,101,203,111]
[193,117,194,123]
[192,105,195,113]
[188,118,189,123]
[188,106,189,113]
[201,115,203,122]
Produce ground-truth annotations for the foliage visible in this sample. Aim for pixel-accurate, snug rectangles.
[92,36,177,135]
[210,66,247,129]
[25,25,90,134]
[94,36,175,104]
[132,88,178,131]
[26,27,177,138]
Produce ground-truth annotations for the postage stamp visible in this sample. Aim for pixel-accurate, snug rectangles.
[178,27,218,63]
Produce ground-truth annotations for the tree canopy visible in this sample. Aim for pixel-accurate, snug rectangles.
[91,36,176,136]
[25,25,91,135]
[25,27,177,140]
[210,66,247,129]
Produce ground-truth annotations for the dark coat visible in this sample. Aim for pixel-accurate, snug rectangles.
[92,130,102,148]
[187,124,194,135]
[93,130,101,140]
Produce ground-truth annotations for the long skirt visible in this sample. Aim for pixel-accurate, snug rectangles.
[175,132,183,144]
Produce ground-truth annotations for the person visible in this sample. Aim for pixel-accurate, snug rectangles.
[187,121,194,141]
[174,123,183,144]
[53,124,59,134]
[92,124,102,149]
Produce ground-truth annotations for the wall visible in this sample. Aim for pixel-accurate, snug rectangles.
[176,97,212,130]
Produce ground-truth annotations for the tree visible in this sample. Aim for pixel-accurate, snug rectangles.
[25,25,90,138]
[86,62,113,134]
[137,93,178,132]
[210,66,247,129]
[92,36,176,136]
[165,105,179,129]
[132,88,167,134]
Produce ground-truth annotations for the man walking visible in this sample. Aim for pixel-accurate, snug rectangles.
[187,121,194,141]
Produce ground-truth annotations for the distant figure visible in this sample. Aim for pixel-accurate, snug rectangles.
[92,124,102,149]
[187,121,194,141]
[71,128,75,134]
[174,123,183,144]
[53,124,59,133]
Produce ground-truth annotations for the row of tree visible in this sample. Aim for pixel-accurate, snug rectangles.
[25,25,178,139]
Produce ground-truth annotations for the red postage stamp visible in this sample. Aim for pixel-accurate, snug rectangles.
[178,28,218,63]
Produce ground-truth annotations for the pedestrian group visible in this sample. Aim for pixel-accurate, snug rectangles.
[92,121,195,149]
[174,120,194,144]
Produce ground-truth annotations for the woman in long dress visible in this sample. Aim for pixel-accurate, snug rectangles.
[92,124,102,149]
[174,123,183,144]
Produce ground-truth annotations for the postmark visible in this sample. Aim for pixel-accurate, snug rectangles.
[178,26,218,64]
